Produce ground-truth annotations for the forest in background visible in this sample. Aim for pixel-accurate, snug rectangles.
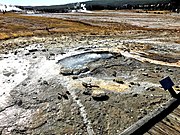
[19,0,179,13]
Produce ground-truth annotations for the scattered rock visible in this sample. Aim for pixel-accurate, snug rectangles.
[32,97,37,99]
[155,67,160,70]
[60,68,73,76]
[72,76,78,80]
[174,85,180,91]
[58,93,69,100]
[66,91,70,95]
[15,99,23,106]
[41,49,47,52]
[3,70,12,77]
[167,68,173,72]
[25,52,30,56]
[132,93,138,97]
[48,53,56,60]
[73,67,89,75]
[130,82,140,86]
[42,80,49,85]
[12,127,28,134]
[14,50,18,55]
[58,95,62,100]
[92,90,109,101]
[142,72,148,76]
[130,82,136,85]
[113,78,124,84]
[124,109,130,113]
[75,47,86,51]
[146,87,155,91]
[62,94,69,100]
[82,82,99,88]
[82,82,89,88]
[112,71,117,77]
[137,115,143,120]
[29,49,38,53]
[32,56,37,59]
[83,89,92,95]
[142,110,147,115]
[22,82,27,86]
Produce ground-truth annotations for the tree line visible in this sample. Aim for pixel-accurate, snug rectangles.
[19,0,180,13]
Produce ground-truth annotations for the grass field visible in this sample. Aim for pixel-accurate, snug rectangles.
[0,13,102,40]
[0,13,141,40]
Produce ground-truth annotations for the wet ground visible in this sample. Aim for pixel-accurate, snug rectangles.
[34,10,180,30]
[0,11,180,135]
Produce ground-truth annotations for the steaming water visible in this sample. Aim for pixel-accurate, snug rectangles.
[57,52,113,69]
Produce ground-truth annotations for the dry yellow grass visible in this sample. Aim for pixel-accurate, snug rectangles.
[0,13,105,40]
[0,13,143,40]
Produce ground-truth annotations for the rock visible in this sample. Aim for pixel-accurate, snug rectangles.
[126,59,133,65]
[132,93,138,97]
[150,101,156,106]
[130,82,135,85]
[22,82,27,86]
[3,70,12,77]
[12,127,28,133]
[75,47,86,51]
[32,97,37,99]
[167,68,173,72]
[82,82,89,88]
[82,82,99,88]
[146,87,155,91]
[58,93,68,100]
[42,80,49,85]
[29,49,38,53]
[16,99,23,106]
[0,128,3,134]
[41,49,47,52]
[60,68,73,76]
[25,52,30,56]
[83,89,92,95]
[73,67,89,75]
[72,76,78,80]
[142,110,147,115]
[58,95,62,100]
[50,42,56,45]
[142,72,148,76]
[155,67,161,70]
[66,91,70,95]
[174,85,180,91]
[60,52,66,55]
[112,71,117,77]
[49,53,56,60]
[138,115,143,120]
[113,78,124,84]
[124,109,130,113]
[82,82,90,88]
[92,90,109,101]
[14,50,18,55]
[32,56,37,59]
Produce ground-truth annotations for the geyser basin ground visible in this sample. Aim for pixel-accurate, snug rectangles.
[0,9,179,134]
